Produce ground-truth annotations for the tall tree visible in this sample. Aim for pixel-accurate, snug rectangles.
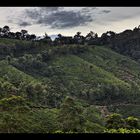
[74,32,85,44]
[2,26,10,38]
[58,96,85,132]
[2,26,10,34]
[21,30,28,40]
[15,32,22,40]
[42,33,52,44]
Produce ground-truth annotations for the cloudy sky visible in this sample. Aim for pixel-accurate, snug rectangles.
[0,7,140,37]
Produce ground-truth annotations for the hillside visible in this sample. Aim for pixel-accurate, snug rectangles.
[0,38,140,133]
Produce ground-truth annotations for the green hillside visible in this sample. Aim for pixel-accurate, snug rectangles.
[48,54,131,104]
[78,46,140,86]
[0,39,140,133]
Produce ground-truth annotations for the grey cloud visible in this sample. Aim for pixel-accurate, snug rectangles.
[18,21,31,27]
[7,7,113,29]
[25,7,61,19]
[24,9,41,19]
[16,7,93,29]
[37,11,93,28]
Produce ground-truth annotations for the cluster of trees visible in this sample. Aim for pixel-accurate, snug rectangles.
[0,96,105,133]
[0,94,139,133]
[49,31,95,46]
[5,44,138,107]
[1,25,140,51]
[105,113,140,133]
[0,25,99,45]
[8,45,89,69]
[0,95,29,112]
[0,26,36,41]
[97,26,140,61]
[53,31,98,45]
[0,80,18,98]
[0,71,63,108]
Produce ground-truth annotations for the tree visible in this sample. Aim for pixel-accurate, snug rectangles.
[2,26,10,34]
[58,34,62,39]
[85,31,98,45]
[75,32,81,37]
[58,96,85,132]
[54,34,63,45]
[2,26,10,38]
[105,113,125,129]
[21,30,28,40]
[85,31,95,40]
[15,32,22,40]
[100,31,116,45]
[41,33,52,44]
[74,32,81,40]
[30,34,36,41]
[25,34,31,40]
[74,32,85,44]
[95,33,98,38]
[8,32,15,39]
[125,116,139,129]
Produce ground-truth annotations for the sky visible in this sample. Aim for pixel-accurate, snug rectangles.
[0,7,140,37]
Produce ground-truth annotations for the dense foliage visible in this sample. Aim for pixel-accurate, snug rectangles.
[0,26,140,133]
